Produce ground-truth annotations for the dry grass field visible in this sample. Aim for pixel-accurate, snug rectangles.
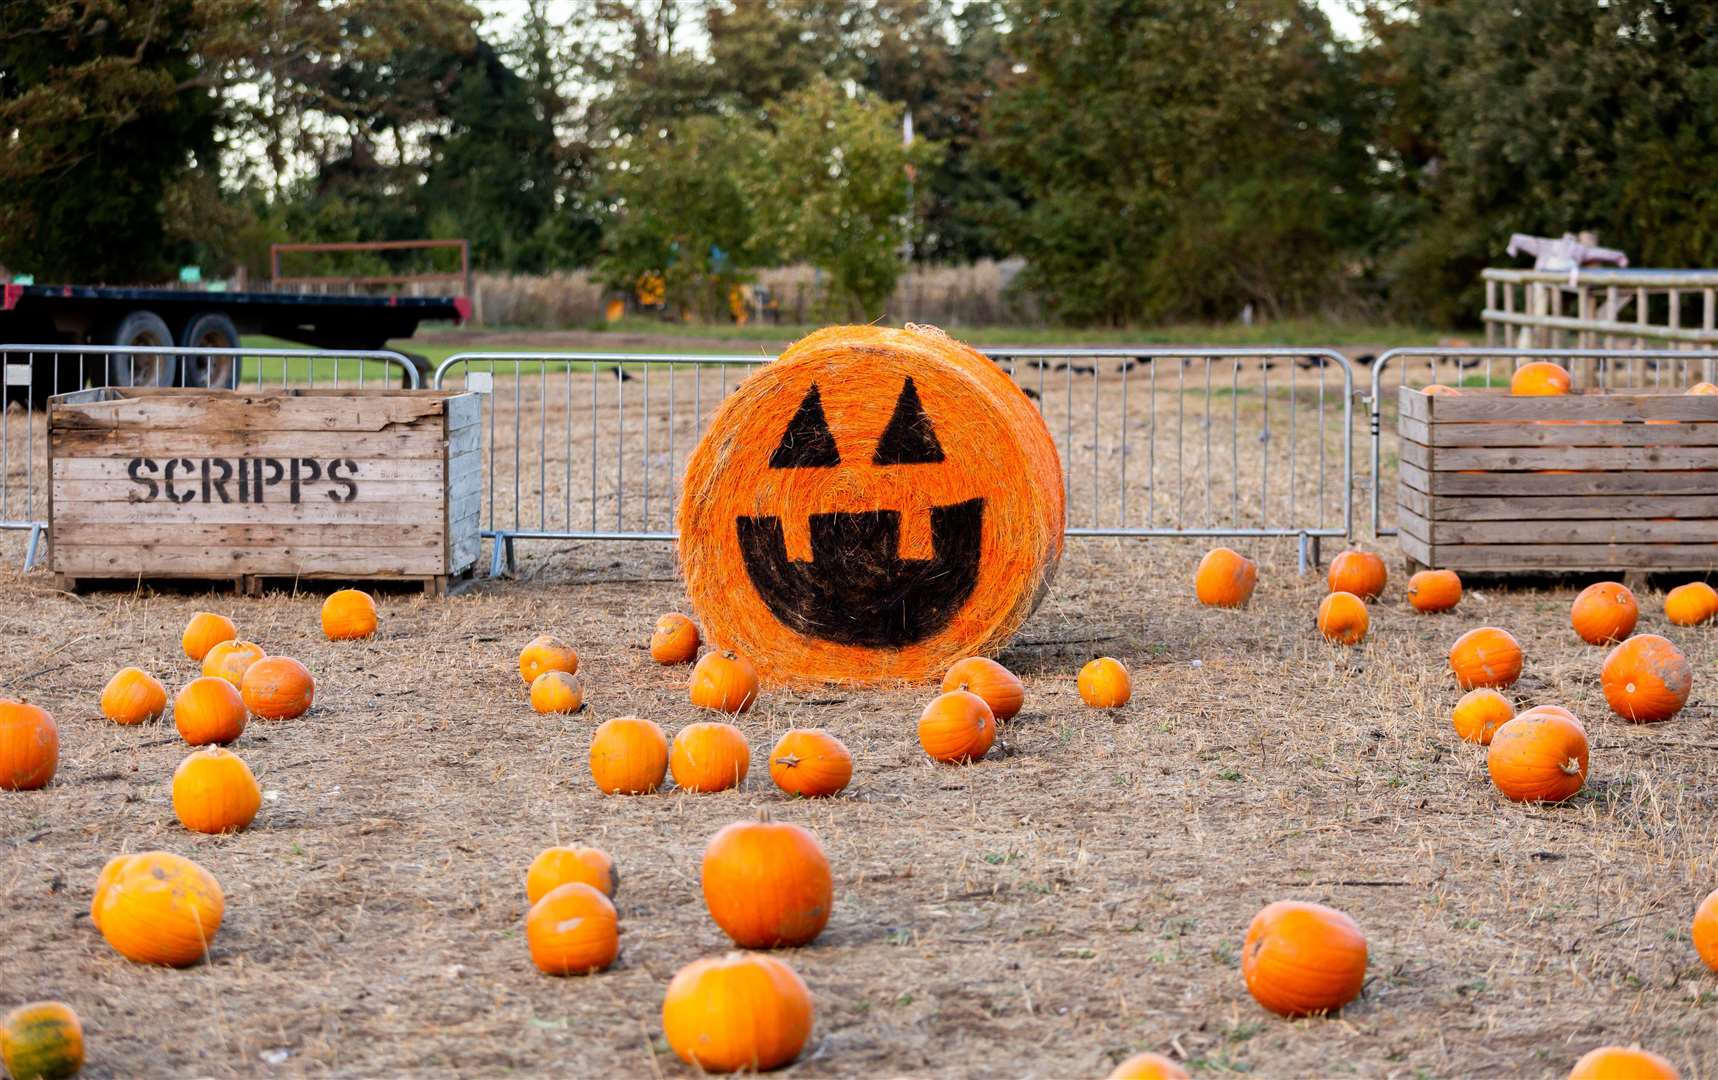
[1,534,1714,1079]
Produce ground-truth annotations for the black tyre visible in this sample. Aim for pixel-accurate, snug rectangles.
[104,310,178,387]
[178,312,242,388]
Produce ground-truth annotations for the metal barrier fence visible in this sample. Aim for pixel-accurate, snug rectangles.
[1,344,420,569]
[432,348,1356,576]
[1365,346,1718,537]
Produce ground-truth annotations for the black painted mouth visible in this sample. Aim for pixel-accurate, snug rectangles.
[737,498,984,647]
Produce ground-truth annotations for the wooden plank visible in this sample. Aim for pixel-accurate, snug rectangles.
[51,477,446,505]
[52,522,444,548]
[1398,414,1429,445]
[444,392,482,431]
[1419,517,1718,545]
[50,428,443,459]
[1419,493,1718,521]
[52,544,445,576]
[1426,392,1717,423]
[1399,438,1431,473]
[1425,422,1718,448]
[51,394,450,432]
[1398,459,1718,495]
[1398,388,1430,423]
[1415,542,1718,572]
[1398,503,1431,544]
[52,456,446,482]
[1415,444,1716,471]
[52,499,446,526]
[1397,529,1432,566]
[447,424,480,456]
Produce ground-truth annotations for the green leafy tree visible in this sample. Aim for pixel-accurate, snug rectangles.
[597,113,766,318]
[1367,0,1718,325]
[983,0,1375,325]
[0,0,223,281]
[754,78,937,318]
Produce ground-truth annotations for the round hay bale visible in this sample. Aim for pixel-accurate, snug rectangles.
[679,324,1063,685]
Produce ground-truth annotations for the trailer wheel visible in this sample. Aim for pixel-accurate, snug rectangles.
[104,310,178,388]
[178,312,242,389]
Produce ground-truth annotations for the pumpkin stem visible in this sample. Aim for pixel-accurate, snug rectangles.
[775,753,802,769]
[723,650,737,661]
[755,807,772,823]
[1560,756,1581,776]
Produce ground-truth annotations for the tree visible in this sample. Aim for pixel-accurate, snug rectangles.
[983,0,1375,325]
[1367,0,1718,325]
[597,114,766,319]
[0,0,223,281]
[754,78,937,319]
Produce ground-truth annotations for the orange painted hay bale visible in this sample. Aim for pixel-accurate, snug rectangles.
[679,324,1063,685]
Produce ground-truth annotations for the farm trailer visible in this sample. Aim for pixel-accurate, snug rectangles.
[1,282,470,405]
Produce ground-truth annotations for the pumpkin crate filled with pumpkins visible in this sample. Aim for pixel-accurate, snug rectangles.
[1396,363,1718,573]
[46,386,481,592]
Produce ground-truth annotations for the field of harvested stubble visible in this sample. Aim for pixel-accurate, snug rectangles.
[1,536,1714,1079]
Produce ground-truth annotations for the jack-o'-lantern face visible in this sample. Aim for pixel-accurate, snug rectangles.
[678,324,1063,685]
[736,378,982,647]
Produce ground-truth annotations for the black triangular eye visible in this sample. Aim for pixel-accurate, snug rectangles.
[769,384,840,468]
[873,377,944,465]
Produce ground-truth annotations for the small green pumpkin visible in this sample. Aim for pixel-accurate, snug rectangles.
[1,1001,84,1080]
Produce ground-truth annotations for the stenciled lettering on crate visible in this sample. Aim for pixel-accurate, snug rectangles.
[47,388,481,590]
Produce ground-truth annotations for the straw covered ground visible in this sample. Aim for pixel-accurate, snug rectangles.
[1,535,1715,1079]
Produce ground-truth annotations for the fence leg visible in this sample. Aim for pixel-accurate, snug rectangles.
[1297,532,1321,575]
[487,533,517,579]
[22,524,44,572]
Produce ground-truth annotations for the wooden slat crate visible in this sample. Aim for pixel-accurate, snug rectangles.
[48,387,481,592]
[1396,386,1718,572]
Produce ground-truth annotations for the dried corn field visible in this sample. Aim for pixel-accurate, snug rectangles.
[1,535,1715,1078]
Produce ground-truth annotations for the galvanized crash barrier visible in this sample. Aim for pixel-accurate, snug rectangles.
[1364,346,1718,538]
[1,344,420,570]
[433,347,1356,576]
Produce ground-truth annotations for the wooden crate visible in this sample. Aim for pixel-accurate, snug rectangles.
[1396,387,1718,572]
[48,387,481,592]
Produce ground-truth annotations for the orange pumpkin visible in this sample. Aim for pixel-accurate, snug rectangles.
[1449,627,1523,689]
[0,699,58,792]
[240,656,315,719]
[702,812,832,948]
[529,670,584,714]
[1194,547,1258,608]
[1567,1046,1680,1080]
[172,676,247,746]
[99,666,168,725]
[1570,582,1638,645]
[1108,1052,1191,1080]
[1078,656,1132,707]
[171,746,262,834]
[1421,383,1462,396]
[671,721,752,793]
[0,1001,84,1080]
[768,729,853,799]
[1687,381,1718,395]
[202,639,265,686]
[525,882,618,975]
[662,952,813,1073]
[1451,688,1513,745]
[589,716,669,794]
[181,611,237,662]
[526,846,618,903]
[1327,549,1387,600]
[92,850,224,966]
[321,588,378,640]
[1601,634,1691,723]
[650,613,701,664]
[1664,582,1718,627]
[1240,900,1368,1016]
[689,651,760,714]
[918,688,996,763]
[1511,360,1571,396]
[1406,569,1462,613]
[941,656,1024,721]
[1487,709,1588,803]
[519,635,578,685]
[1317,591,1369,645]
